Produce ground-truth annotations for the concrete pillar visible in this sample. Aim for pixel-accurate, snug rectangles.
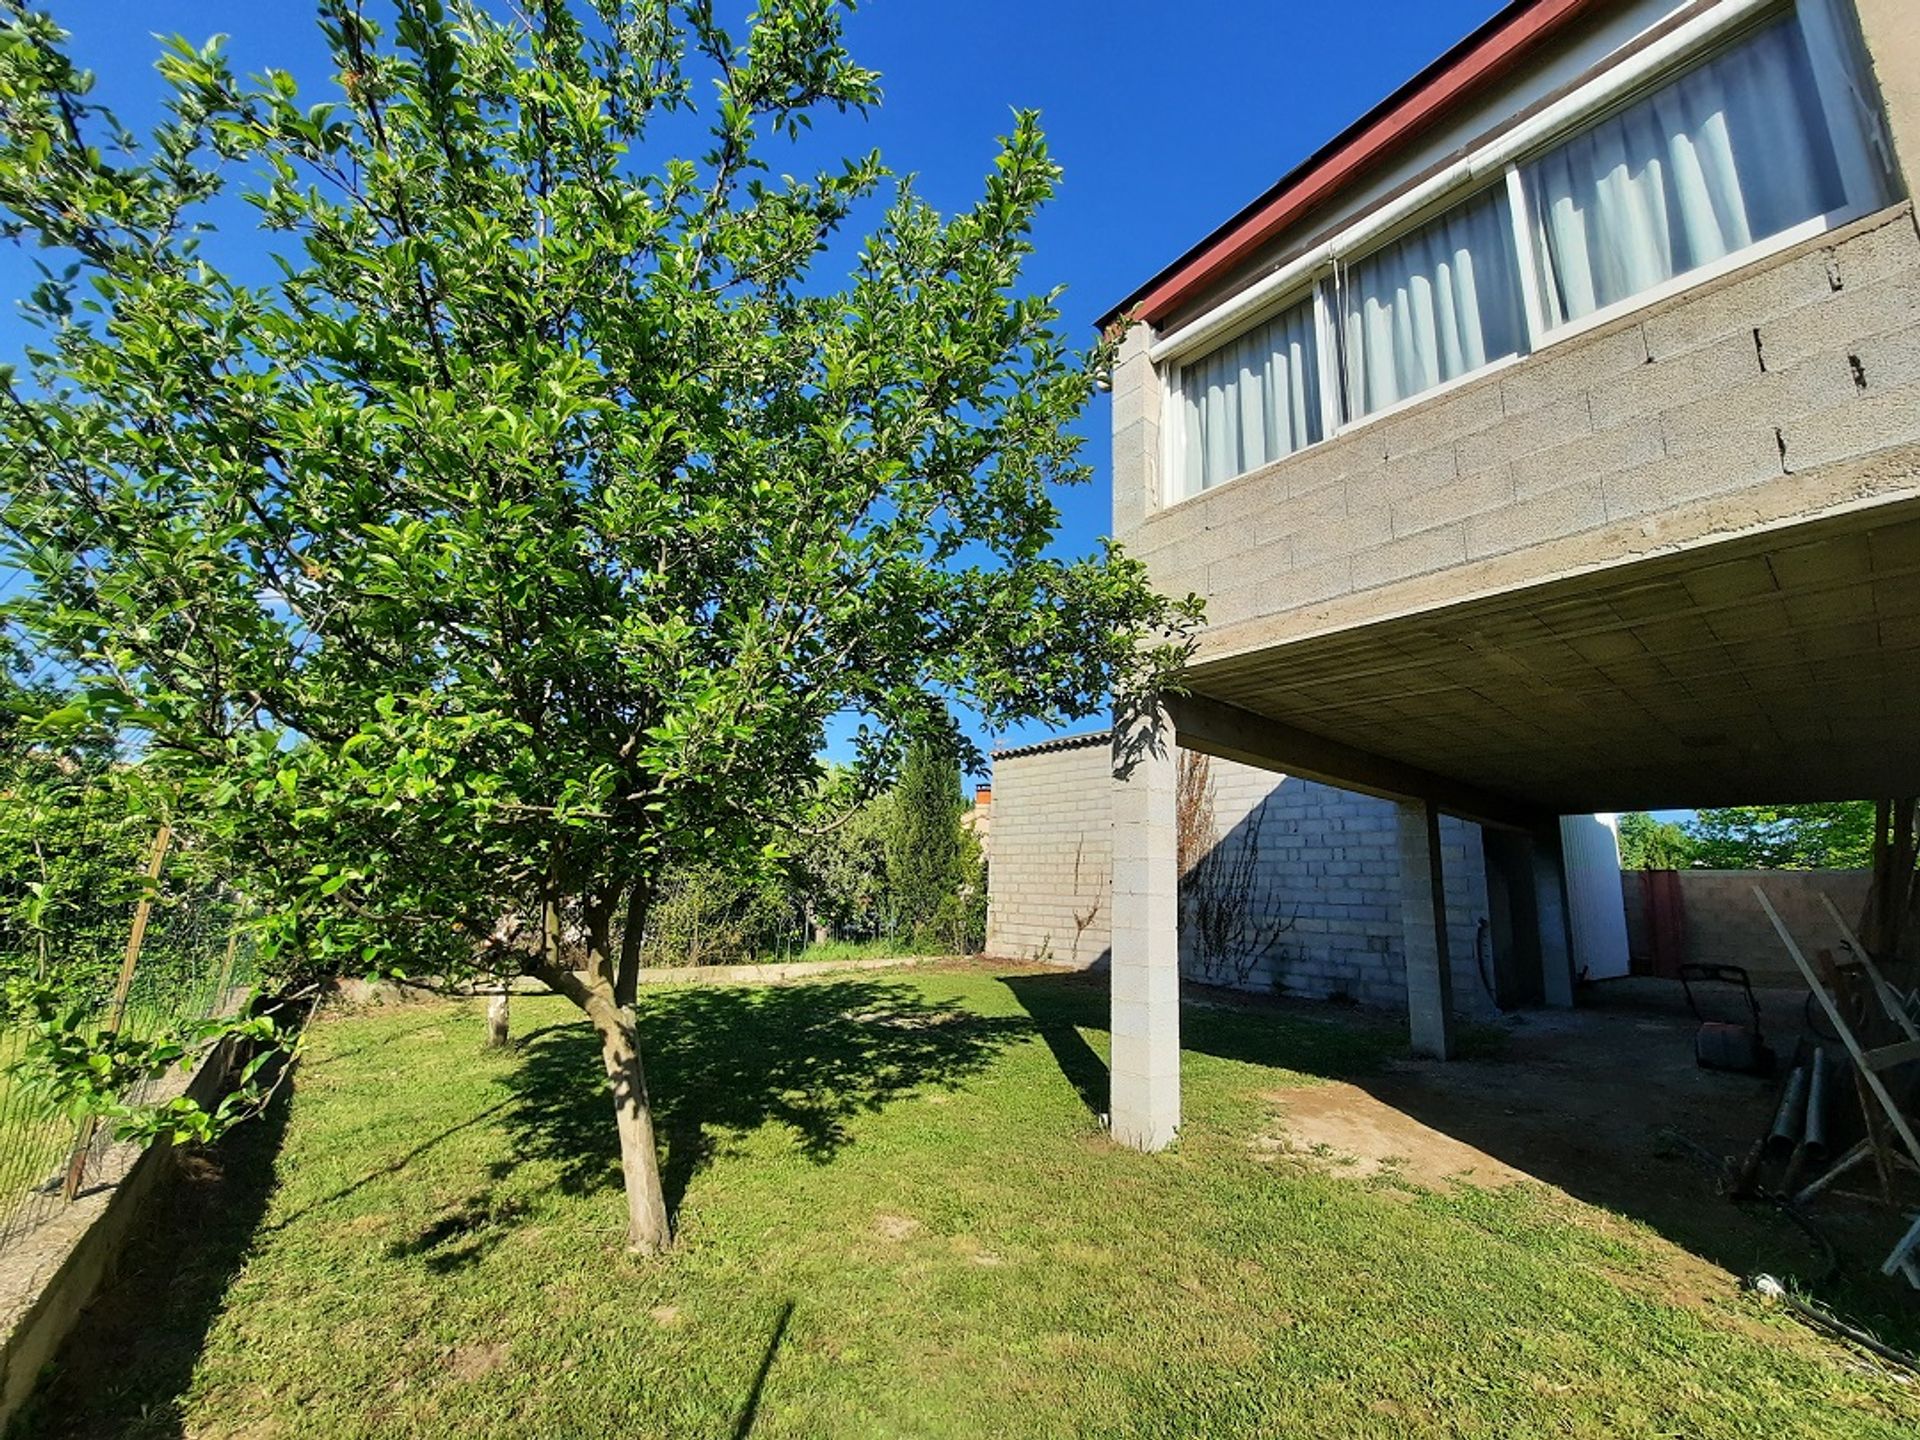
[1395,798,1455,1060]
[1109,323,1163,541]
[1110,696,1179,1150]
[1531,827,1577,1009]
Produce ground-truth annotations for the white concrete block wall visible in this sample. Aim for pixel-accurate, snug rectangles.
[984,737,1114,968]
[986,737,1497,1018]
[1188,765,1494,1016]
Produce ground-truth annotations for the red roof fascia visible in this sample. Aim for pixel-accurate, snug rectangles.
[1111,0,1609,330]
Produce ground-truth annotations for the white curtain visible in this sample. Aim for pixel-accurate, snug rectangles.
[1524,18,1848,327]
[1181,296,1321,496]
[1337,186,1525,419]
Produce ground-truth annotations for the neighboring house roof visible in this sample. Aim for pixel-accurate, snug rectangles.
[991,731,1111,761]
[1097,0,1609,330]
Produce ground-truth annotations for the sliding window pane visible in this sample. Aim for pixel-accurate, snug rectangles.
[1180,295,1322,495]
[1523,17,1849,328]
[1338,186,1526,419]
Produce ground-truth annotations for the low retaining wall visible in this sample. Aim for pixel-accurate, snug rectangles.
[1620,868,1873,985]
[0,1037,239,1429]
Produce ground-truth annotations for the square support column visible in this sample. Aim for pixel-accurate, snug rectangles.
[1395,798,1455,1060]
[1531,826,1577,1009]
[1110,697,1179,1150]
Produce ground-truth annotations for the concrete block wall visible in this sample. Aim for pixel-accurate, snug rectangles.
[1123,205,1920,636]
[986,738,1497,1017]
[1619,867,1874,986]
[984,737,1114,968]
[1,1036,240,1429]
[1198,767,1492,1014]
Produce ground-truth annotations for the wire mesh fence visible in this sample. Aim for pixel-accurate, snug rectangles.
[0,838,257,1258]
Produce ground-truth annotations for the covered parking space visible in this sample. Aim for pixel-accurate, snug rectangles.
[1109,498,1920,1150]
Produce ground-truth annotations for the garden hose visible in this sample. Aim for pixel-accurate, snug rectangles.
[1662,1129,1838,1284]
[1747,1275,1920,1375]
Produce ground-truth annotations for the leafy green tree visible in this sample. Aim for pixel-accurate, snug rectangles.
[795,773,892,938]
[0,696,146,1013]
[0,2,1196,1250]
[639,859,798,968]
[1614,811,1695,871]
[1685,803,1876,870]
[885,739,966,937]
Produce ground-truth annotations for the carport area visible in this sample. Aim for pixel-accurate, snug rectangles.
[1179,501,1920,815]
[1111,499,1920,1151]
[1237,973,1920,1343]
[1109,500,1920,1318]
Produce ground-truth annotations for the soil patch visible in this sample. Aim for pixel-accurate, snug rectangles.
[1265,1081,1528,1189]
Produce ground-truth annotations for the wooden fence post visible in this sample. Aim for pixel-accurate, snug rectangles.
[212,898,251,1013]
[61,824,172,1202]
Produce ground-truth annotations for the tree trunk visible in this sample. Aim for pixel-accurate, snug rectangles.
[538,881,672,1254]
[587,992,672,1253]
[485,987,511,1048]
[614,878,650,1008]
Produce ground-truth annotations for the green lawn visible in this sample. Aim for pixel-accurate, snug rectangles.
[741,934,947,966]
[19,964,1920,1439]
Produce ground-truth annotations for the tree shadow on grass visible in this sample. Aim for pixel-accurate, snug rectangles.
[1000,966,1407,1125]
[499,980,1031,1221]
[12,1086,292,1440]
[382,1188,528,1274]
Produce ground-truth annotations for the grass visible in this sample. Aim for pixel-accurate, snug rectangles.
[747,935,947,966]
[18,964,1920,1439]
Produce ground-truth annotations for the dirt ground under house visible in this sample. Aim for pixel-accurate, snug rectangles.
[1244,974,1920,1347]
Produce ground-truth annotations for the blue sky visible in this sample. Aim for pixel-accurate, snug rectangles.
[3,0,1512,769]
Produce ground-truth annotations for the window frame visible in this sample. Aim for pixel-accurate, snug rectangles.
[1156,0,1896,512]
[1325,177,1533,431]
[1504,3,1886,350]
[1164,279,1333,503]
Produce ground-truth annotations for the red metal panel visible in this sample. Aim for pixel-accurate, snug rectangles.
[1642,868,1688,979]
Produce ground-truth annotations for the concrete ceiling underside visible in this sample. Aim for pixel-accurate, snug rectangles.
[1185,500,1920,814]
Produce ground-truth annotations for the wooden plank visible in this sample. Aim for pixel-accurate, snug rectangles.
[1883,1211,1920,1287]
[1791,1137,1920,1205]
[1858,1044,1920,1075]
[1819,891,1920,1043]
[1753,884,1920,1173]
[61,824,172,1202]
[1863,1039,1920,1072]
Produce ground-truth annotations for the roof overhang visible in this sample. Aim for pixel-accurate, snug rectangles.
[1098,0,1613,332]
[1176,496,1920,815]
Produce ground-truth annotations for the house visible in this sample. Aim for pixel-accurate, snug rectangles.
[1087,0,1918,1151]
[985,731,1589,1008]
[961,784,992,859]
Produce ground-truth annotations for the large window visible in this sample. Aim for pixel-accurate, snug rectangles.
[1164,0,1895,503]
[1178,295,1321,495]
[1523,15,1854,327]
[1336,185,1527,419]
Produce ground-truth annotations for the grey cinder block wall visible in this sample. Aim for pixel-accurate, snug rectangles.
[985,734,1497,1016]
[1619,866,1875,985]
[984,735,1116,970]
[1118,205,1920,644]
